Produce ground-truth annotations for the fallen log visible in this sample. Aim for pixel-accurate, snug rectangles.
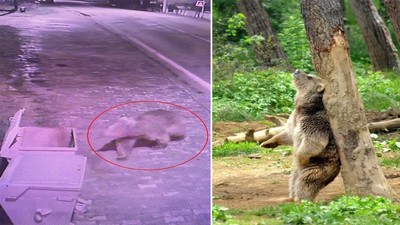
[263,114,289,126]
[368,118,400,133]
[224,118,400,148]
[224,126,285,144]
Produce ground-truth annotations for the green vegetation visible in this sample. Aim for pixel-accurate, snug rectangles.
[372,133,400,153]
[212,0,400,122]
[277,7,313,72]
[213,142,263,157]
[213,68,400,122]
[213,196,400,225]
[213,69,295,121]
[356,71,400,111]
[213,141,292,158]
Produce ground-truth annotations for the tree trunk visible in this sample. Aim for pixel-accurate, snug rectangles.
[301,0,394,198]
[348,0,400,71]
[236,0,286,66]
[382,0,400,43]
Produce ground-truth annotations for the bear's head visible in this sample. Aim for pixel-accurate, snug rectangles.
[292,69,326,113]
[293,69,325,94]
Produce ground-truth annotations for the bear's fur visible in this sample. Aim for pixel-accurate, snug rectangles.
[267,70,341,201]
[97,109,185,160]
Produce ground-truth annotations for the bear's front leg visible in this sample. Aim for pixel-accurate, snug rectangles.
[295,134,329,166]
[115,138,135,160]
[260,129,293,148]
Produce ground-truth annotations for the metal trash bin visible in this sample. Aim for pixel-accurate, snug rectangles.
[0,154,86,225]
[0,109,77,159]
[0,109,86,225]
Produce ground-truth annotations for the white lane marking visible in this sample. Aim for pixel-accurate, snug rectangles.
[87,15,210,92]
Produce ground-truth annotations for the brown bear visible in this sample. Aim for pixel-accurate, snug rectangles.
[97,109,186,160]
[263,70,341,201]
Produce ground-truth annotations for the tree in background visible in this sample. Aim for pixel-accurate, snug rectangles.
[301,0,394,198]
[236,0,286,66]
[348,0,400,71]
[382,0,400,43]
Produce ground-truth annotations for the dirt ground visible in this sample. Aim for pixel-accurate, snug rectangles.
[212,121,400,210]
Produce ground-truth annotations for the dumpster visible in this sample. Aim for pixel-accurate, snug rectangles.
[0,154,86,225]
[0,109,77,159]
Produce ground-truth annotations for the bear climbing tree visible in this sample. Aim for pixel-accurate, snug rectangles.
[285,70,341,201]
[300,0,394,198]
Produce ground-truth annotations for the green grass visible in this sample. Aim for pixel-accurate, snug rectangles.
[212,141,293,158]
[212,204,283,225]
[212,142,264,157]
[213,196,400,225]
[380,157,400,168]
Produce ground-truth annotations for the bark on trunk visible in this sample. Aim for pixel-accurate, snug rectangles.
[236,0,286,66]
[349,0,400,71]
[301,0,394,198]
[382,0,400,43]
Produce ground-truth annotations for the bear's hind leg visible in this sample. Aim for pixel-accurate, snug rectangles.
[294,177,320,201]
[289,168,300,200]
[115,138,135,160]
[294,163,340,201]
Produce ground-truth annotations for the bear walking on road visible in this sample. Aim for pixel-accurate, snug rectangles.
[97,109,186,160]
[264,70,341,201]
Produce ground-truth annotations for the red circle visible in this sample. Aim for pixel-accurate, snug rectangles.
[86,100,209,171]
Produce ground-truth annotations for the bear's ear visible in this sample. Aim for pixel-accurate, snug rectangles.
[317,83,325,93]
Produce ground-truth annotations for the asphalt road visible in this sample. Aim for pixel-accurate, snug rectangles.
[0,1,210,225]
[67,0,211,90]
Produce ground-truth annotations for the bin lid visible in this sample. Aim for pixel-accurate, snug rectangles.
[1,154,86,190]
[0,108,25,157]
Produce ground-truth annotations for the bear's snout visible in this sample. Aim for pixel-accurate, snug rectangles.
[294,69,302,79]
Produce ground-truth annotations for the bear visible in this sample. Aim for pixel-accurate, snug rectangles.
[97,109,186,160]
[262,69,340,201]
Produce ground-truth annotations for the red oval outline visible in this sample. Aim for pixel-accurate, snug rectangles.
[86,100,209,171]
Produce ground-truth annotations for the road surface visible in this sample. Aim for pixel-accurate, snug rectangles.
[0,1,210,224]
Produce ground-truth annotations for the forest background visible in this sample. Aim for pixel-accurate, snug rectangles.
[213,0,400,121]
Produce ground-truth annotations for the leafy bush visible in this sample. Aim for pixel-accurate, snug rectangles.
[213,204,231,223]
[278,195,400,225]
[213,13,257,83]
[356,71,400,111]
[213,35,257,83]
[372,133,400,153]
[277,9,313,72]
[224,13,247,41]
[213,69,295,121]
[262,0,302,34]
